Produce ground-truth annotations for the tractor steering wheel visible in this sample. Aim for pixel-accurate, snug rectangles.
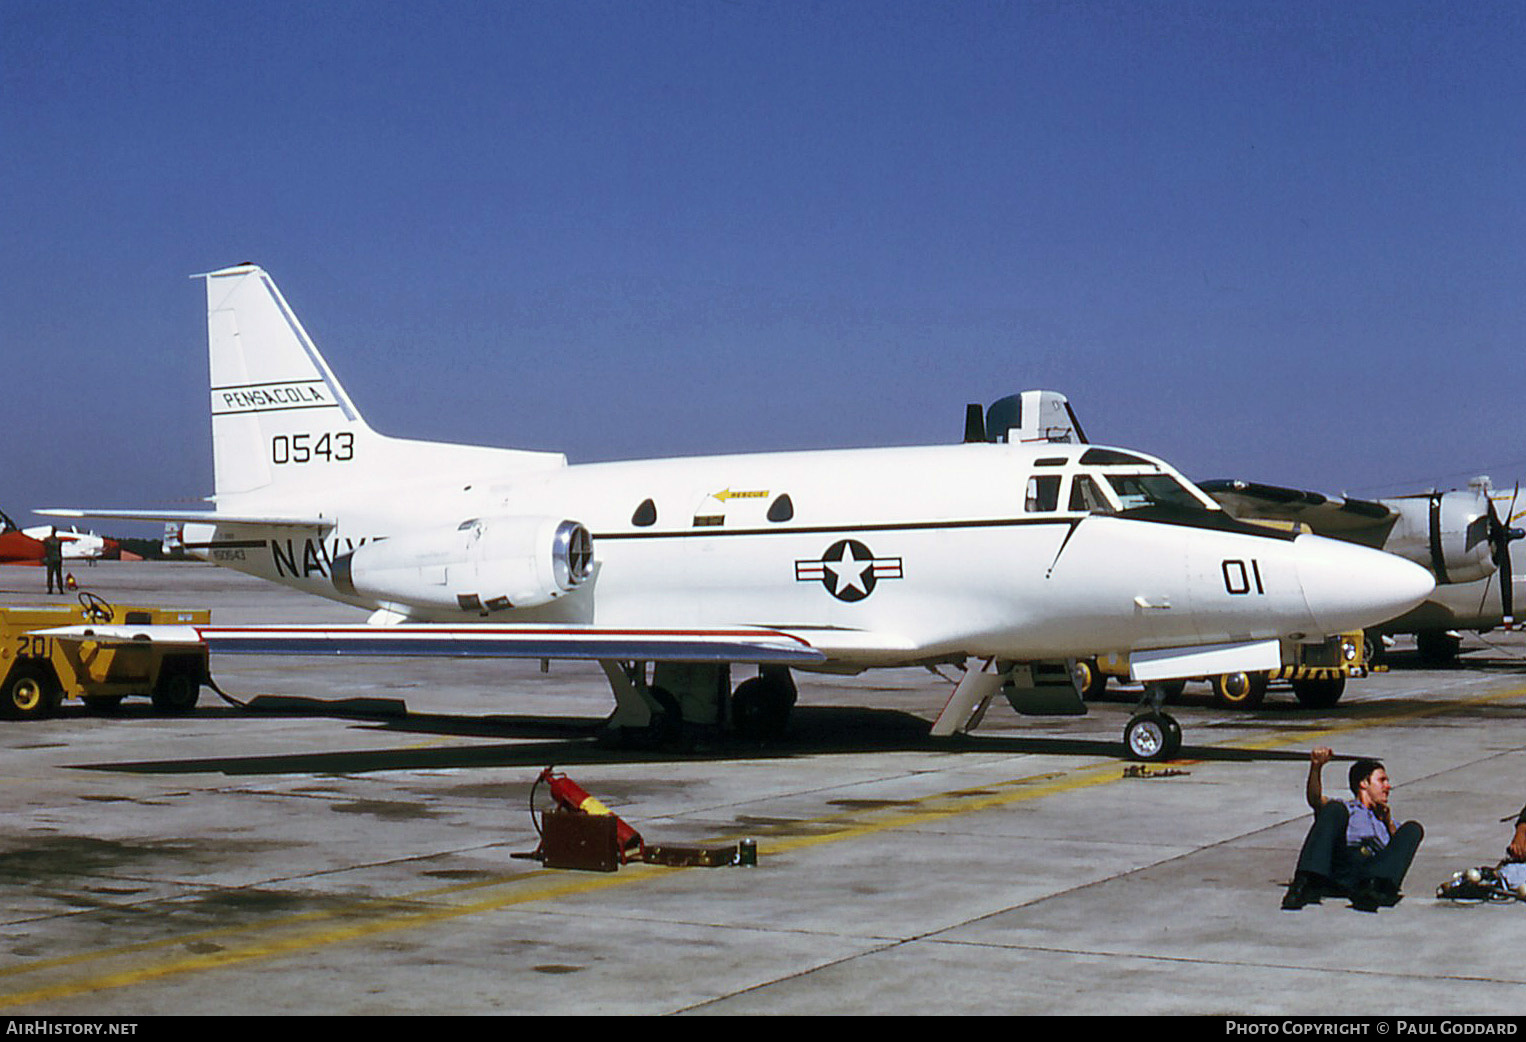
[78,590,114,624]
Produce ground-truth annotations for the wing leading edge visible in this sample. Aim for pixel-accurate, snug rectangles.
[38,623,829,666]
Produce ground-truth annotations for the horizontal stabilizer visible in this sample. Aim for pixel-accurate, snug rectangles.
[38,623,829,666]
[1130,639,1282,682]
[37,509,334,528]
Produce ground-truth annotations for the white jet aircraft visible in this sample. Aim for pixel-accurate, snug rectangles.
[43,265,1435,759]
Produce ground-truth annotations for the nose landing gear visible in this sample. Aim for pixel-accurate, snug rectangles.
[1124,682,1182,761]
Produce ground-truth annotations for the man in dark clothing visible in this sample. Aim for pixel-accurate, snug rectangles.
[1282,747,1424,912]
[42,528,64,595]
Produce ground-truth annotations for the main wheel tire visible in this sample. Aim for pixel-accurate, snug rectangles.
[1290,675,1346,709]
[1363,630,1387,667]
[1073,659,1108,700]
[1415,630,1461,666]
[1210,670,1268,710]
[4,663,61,720]
[732,675,792,742]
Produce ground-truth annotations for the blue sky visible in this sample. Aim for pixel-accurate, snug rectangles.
[4,1,1524,533]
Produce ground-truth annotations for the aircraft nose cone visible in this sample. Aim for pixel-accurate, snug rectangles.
[1295,536,1435,635]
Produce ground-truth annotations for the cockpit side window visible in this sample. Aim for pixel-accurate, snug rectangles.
[1025,474,1062,513]
[1069,475,1112,514]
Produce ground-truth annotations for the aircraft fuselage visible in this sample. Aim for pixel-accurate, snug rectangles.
[189,440,1430,668]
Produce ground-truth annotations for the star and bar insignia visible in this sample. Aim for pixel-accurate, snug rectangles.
[795,539,903,602]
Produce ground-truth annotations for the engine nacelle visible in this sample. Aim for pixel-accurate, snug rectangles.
[1384,489,1495,585]
[333,516,594,614]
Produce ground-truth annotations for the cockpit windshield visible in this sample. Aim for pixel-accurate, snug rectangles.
[1103,473,1205,511]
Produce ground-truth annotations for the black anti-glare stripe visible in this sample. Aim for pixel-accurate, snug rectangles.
[594,516,1077,541]
[595,507,1288,543]
[183,540,268,550]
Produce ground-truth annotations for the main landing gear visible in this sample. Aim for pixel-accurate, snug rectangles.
[1124,683,1182,762]
[599,661,797,746]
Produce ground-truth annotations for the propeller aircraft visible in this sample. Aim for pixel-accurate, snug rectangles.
[1202,477,1525,664]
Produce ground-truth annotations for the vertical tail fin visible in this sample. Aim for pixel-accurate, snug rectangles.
[204,264,376,504]
[201,264,565,511]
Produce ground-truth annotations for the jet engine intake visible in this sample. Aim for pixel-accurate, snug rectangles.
[332,516,594,614]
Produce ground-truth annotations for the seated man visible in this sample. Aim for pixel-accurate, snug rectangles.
[1281,747,1424,912]
[1507,805,1526,862]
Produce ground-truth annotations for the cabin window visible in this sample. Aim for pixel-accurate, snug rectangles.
[1025,475,1062,513]
[767,494,794,522]
[631,499,657,527]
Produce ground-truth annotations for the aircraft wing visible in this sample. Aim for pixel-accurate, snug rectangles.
[37,623,829,666]
[1197,479,1397,547]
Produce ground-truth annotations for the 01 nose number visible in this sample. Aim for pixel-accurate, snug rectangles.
[1222,558,1265,595]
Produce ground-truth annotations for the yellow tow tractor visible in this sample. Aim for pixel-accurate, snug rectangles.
[1080,631,1374,711]
[0,592,210,719]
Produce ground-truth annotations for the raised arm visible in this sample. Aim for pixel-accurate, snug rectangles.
[1306,747,1334,812]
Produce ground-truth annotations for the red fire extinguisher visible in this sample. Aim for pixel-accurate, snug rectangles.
[534,767,644,863]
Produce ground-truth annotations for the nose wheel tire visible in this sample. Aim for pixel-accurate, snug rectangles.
[1124,711,1181,761]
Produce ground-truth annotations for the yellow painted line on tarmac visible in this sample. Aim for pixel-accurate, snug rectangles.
[718,766,1125,857]
[0,868,644,1009]
[0,767,1130,1010]
[7,680,1526,1009]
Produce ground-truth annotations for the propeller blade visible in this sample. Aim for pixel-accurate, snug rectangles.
[1505,484,1521,624]
[1487,484,1522,625]
[1501,537,1513,624]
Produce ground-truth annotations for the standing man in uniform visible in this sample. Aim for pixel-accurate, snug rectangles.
[1281,747,1424,912]
[42,527,64,595]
